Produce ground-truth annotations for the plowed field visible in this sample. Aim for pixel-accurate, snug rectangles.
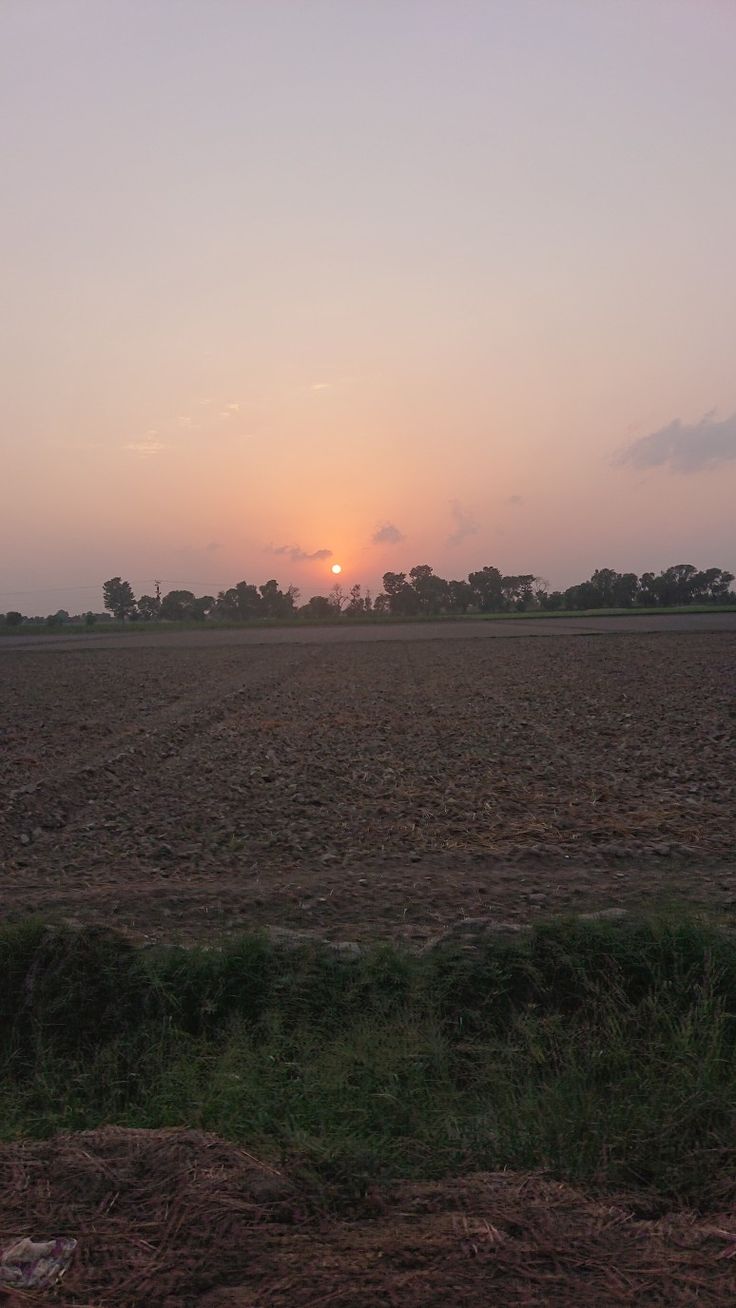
[2,631,734,942]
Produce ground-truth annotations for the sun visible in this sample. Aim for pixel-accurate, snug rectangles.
[331,563,342,575]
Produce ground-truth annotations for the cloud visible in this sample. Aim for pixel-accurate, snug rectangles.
[617,411,736,473]
[205,541,222,553]
[219,402,241,418]
[309,377,355,393]
[269,544,333,562]
[447,500,478,546]
[372,522,405,545]
[506,494,524,506]
[123,440,169,457]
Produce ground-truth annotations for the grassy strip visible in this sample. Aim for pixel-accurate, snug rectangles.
[2,915,736,1207]
[2,604,735,635]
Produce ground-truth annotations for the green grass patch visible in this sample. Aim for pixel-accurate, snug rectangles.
[2,604,735,635]
[3,914,736,1207]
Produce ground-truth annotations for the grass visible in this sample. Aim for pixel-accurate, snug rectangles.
[3,914,736,1208]
[1,605,735,635]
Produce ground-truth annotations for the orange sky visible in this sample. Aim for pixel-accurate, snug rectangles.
[2,1,735,612]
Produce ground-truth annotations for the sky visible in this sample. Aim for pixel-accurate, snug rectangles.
[2,0,735,614]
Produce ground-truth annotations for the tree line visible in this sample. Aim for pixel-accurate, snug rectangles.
[92,562,734,623]
[373,563,734,616]
[1,562,731,628]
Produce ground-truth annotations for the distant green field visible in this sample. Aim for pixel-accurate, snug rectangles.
[2,603,735,635]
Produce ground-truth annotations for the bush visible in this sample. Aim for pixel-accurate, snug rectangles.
[3,914,736,1207]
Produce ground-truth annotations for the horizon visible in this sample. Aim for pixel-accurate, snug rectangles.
[3,554,734,621]
[3,0,735,616]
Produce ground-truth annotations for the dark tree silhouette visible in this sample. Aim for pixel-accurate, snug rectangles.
[345,583,365,615]
[137,594,161,621]
[409,565,449,614]
[448,580,473,613]
[468,566,504,612]
[160,590,196,620]
[300,595,333,618]
[102,577,136,621]
[259,579,296,619]
[383,571,421,616]
[94,560,733,628]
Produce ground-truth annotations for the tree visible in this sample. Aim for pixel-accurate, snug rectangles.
[160,589,196,620]
[329,582,346,612]
[612,573,639,607]
[191,595,215,621]
[570,569,639,609]
[501,574,537,610]
[704,569,734,603]
[637,565,735,608]
[260,579,295,619]
[656,564,699,607]
[234,581,264,619]
[409,564,449,614]
[588,568,619,607]
[214,580,266,620]
[638,572,660,606]
[103,577,136,621]
[382,571,420,616]
[540,590,565,610]
[373,593,389,614]
[5,610,23,626]
[468,566,504,612]
[138,594,161,621]
[408,564,433,612]
[215,589,236,619]
[382,571,406,602]
[448,580,474,613]
[300,594,332,619]
[84,611,97,627]
[564,581,599,610]
[346,583,365,615]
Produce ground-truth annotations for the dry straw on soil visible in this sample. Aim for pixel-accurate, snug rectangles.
[2,1128,736,1307]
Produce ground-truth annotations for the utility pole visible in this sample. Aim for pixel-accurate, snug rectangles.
[154,579,162,607]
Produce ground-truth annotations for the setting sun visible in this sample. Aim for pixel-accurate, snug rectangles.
[331,563,342,575]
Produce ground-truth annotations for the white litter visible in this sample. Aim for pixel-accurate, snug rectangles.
[0,1236,77,1290]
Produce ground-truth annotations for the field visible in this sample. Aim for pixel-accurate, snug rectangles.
[1,625,735,941]
[2,621,736,1305]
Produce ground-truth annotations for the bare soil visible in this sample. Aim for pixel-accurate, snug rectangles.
[2,1127,736,1306]
[1,631,734,943]
[2,631,736,1304]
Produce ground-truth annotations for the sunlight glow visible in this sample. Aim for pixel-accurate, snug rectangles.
[331,563,342,574]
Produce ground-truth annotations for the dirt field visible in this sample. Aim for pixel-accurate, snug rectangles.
[2,625,736,1306]
[1,627,734,943]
